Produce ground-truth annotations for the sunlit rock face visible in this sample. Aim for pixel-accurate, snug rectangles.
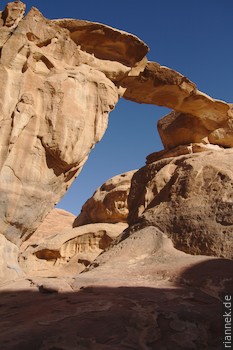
[121,61,233,136]
[0,2,148,246]
[73,170,136,227]
[0,2,232,256]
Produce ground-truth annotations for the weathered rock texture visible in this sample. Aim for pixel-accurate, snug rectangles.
[121,62,233,147]
[0,234,21,283]
[73,170,136,227]
[0,2,148,246]
[21,208,75,249]
[20,222,127,277]
[158,109,233,150]
[1,3,233,349]
[128,149,233,258]
[1,1,233,250]
[146,142,223,164]
[2,226,232,349]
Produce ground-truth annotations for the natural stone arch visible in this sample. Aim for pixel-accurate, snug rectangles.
[0,1,232,251]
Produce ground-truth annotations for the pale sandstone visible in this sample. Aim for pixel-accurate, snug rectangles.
[0,3,232,348]
[53,18,149,67]
[20,208,75,251]
[128,149,233,258]
[1,225,233,349]
[73,170,136,226]
[1,2,233,250]
[121,61,233,130]
[0,1,25,28]
[158,110,233,149]
[0,234,22,284]
[146,143,223,164]
[20,222,127,277]
[0,3,147,247]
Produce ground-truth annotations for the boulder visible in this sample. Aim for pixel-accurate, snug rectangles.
[73,170,136,226]
[128,149,233,258]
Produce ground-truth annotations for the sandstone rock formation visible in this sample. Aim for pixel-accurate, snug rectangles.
[21,208,75,250]
[146,142,223,163]
[0,3,233,349]
[20,177,129,277]
[20,222,127,277]
[1,225,232,349]
[73,170,136,227]
[158,109,233,149]
[0,2,147,247]
[128,149,233,258]
[0,234,21,283]
[121,61,233,130]
[0,2,232,251]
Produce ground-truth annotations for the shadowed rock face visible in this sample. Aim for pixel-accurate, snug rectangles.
[128,149,233,258]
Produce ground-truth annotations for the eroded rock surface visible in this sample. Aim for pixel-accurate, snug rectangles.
[128,149,233,258]
[0,234,22,283]
[0,3,232,349]
[122,61,233,124]
[1,226,232,349]
[20,208,75,250]
[0,2,147,247]
[158,109,233,149]
[73,170,136,226]
[0,2,232,250]
[20,222,127,277]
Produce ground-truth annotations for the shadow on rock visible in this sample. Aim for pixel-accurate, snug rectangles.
[0,258,232,350]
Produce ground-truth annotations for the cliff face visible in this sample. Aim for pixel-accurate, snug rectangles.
[0,2,147,247]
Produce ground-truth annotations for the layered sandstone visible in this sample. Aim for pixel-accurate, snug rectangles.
[73,170,136,226]
[20,209,75,250]
[1,2,232,250]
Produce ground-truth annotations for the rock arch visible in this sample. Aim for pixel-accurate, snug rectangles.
[0,1,232,249]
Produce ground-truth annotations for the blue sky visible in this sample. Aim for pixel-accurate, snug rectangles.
[3,1,233,215]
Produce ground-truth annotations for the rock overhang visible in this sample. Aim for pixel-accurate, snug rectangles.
[53,18,149,67]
